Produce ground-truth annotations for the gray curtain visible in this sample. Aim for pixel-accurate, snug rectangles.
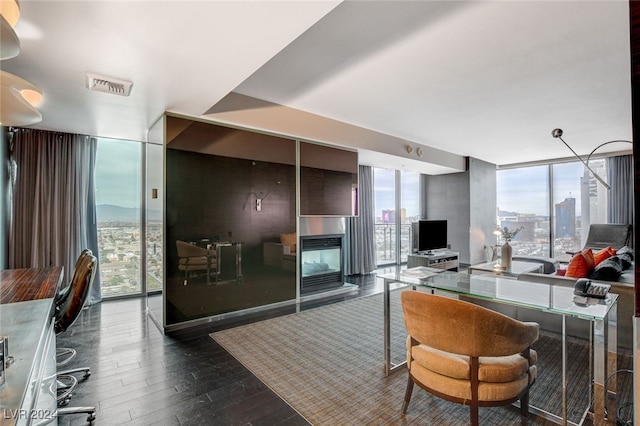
[345,165,376,275]
[607,154,634,248]
[8,128,101,303]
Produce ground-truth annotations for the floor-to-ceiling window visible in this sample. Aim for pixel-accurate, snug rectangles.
[400,171,420,262]
[497,165,549,257]
[95,138,143,297]
[374,168,396,265]
[497,159,609,260]
[374,168,420,266]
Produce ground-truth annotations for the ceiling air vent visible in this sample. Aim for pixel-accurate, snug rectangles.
[86,73,133,96]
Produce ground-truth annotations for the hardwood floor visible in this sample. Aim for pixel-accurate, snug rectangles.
[56,271,387,425]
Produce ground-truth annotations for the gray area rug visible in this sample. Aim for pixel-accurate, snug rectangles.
[210,289,610,425]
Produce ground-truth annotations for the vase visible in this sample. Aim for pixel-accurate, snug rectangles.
[501,241,512,269]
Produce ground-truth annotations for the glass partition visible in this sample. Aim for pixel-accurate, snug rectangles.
[163,116,296,326]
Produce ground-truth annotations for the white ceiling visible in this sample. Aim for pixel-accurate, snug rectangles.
[2,0,633,170]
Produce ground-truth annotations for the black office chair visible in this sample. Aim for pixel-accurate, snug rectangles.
[56,248,92,367]
[55,252,97,422]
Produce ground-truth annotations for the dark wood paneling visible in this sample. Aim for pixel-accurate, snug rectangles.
[0,267,63,304]
[166,149,296,276]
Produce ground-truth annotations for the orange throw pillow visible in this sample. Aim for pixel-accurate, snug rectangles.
[581,248,595,270]
[594,246,615,265]
[566,253,592,278]
[280,232,297,252]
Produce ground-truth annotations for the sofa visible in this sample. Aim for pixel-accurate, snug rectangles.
[503,246,634,349]
[263,232,297,271]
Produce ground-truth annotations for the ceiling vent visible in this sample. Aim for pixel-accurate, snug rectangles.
[86,73,132,96]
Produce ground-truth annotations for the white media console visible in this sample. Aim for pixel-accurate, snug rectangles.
[407,250,459,271]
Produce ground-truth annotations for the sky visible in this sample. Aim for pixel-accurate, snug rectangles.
[497,162,590,216]
[374,169,420,217]
[95,138,141,208]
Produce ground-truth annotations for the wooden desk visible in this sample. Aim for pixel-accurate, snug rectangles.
[0,267,63,305]
[0,267,63,425]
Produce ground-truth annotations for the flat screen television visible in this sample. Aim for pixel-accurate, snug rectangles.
[412,220,448,254]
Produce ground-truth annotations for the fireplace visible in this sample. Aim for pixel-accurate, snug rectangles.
[300,234,344,293]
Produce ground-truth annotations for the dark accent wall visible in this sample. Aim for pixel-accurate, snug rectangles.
[300,167,355,216]
[166,148,295,277]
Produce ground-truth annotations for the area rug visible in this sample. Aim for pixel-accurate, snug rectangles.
[211,289,606,425]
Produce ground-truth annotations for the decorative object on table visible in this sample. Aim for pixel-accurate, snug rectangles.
[498,226,523,270]
[490,226,502,261]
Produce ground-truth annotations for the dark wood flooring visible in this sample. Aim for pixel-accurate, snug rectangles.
[56,270,390,425]
[56,266,632,425]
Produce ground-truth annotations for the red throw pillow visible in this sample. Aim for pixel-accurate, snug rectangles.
[566,253,591,278]
[594,246,615,265]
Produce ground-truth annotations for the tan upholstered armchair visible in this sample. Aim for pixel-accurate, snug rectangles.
[263,232,296,271]
[176,240,218,285]
[401,291,539,425]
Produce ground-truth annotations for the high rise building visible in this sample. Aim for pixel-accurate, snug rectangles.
[555,197,576,239]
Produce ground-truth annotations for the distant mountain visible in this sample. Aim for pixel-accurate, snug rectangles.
[97,204,162,222]
[498,210,520,217]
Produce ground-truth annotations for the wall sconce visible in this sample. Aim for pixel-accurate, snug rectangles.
[251,191,269,212]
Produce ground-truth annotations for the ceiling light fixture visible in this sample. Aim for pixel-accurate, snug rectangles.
[0,0,20,60]
[86,73,133,97]
[0,70,43,126]
[551,128,633,190]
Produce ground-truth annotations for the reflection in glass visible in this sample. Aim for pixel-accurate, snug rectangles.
[163,117,297,326]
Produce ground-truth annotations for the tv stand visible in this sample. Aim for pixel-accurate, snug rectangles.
[407,251,459,271]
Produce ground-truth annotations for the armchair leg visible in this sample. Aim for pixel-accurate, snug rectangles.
[470,404,479,426]
[401,374,414,414]
[520,389,530,418]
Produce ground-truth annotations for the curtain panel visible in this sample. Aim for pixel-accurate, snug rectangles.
[345,165,376,275]
[607,155,634,248]
[8,129,101,303]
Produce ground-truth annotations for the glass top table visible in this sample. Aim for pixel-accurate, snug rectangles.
[379,269,618,426]
[469,260,544,277]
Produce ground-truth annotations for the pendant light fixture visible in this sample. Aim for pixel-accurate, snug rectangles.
[0,0,44,126]
[0,70,42,126]
[0,0,20,60]
[551,128,633,190]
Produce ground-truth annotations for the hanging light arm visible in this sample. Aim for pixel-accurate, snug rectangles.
[552,128,610,189]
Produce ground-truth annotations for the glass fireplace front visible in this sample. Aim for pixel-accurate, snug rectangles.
[300,235,344,293]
